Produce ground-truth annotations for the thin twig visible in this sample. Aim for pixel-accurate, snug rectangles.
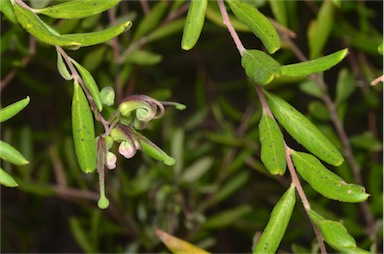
[139,0,150,15]
[217,0,245,56]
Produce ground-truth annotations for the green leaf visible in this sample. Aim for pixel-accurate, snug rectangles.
[35,0,120,19]
[241,50,281,85]
[292,151,369,203]
[133,1,168,41]
[180,156,213,183]
[253,184,296,254]
[307,0,335,59]
[0,96,30,123]
[147,19,185,43]
[181,0,207,50]
[0,0,17,23]
[61,21,132,47]
[56,50,72,80]
[281,49,348,77]
[0,140,29,165]
[72,80,97,173]
[0,167,18,187]
[71,60,103,112]
[125,50,162,65]
[308,210,371,253]
[12,0,131,49]
[268,0,287,27]
[69,217,96,253]
[258,112,286,175]
[265,91,344,166]
[350,132,382,152]
[227,0,281,54]
[12,0,81,48]
[378,43,383,55]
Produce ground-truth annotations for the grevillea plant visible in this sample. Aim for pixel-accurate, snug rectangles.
[156,0,374,253]
[1,0,185,209]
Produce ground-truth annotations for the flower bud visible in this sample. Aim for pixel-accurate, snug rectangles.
[119,141,137,159]
[105,151,117,170]
[100,86,115,106]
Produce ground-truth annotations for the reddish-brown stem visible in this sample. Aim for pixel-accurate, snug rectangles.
[217,0,245,56]
[139,0,150,15]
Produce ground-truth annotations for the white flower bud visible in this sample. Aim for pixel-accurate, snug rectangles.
[118,141,136,159]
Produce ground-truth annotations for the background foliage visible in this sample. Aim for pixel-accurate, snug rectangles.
[1,0,383,253]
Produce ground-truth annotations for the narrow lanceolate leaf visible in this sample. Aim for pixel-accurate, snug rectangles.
[0,97,30,123]
[241,50,281,85]
[258,112,286,175]
[281,49,348,77]
[0,0,17,24]
[35,0,120,19]
[265,92,344,166]
[227,0,280,54]
[292,152,369,202]
[11,0,81,48]
[71,60,103,112]
[12,0,131,49]
[61,21,132,47]
[0,167,18,187]
[72,80,96,173]
[0,140,29,165]
[156,229,210,254]
[308,209,371,254]
[253,184,296,254]
[268,0,287,27]
[56,50,72,80]
[181,0,207,50]
[308,0,334,59]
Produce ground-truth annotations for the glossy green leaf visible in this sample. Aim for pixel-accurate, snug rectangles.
[241,50,281,85]
[253,184,296,254]
[258,112,286,175]
[181,0,207,50]
[227,0,281,54]
[308,0,334,59]
[72,80,97,173]
[180,156,213,183]
[0,0,17,23]
[12,1,131,49]
[0,96,30,123]
[56,50,72,80]
[156,229,210,254]
[133,1,168,41]
[61,21,131,47]
[268,0,287,27]
[125,50,162,65]
[308,210,371,253]
[281,49,348,77]
[292,151,369,202]
[0,140,29,165]
[71,60,103,112]
[265,92,344,166]
[0,167,18,187]
[11,0,81,48]
[35,0,120,19]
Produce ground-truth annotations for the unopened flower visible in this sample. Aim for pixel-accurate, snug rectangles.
[105,151,117,170]
[118,140,137,159]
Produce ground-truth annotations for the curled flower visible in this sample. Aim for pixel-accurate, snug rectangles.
[119,95,165,123]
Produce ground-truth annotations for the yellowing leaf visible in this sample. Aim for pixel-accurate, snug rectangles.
[156,229,210,254]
